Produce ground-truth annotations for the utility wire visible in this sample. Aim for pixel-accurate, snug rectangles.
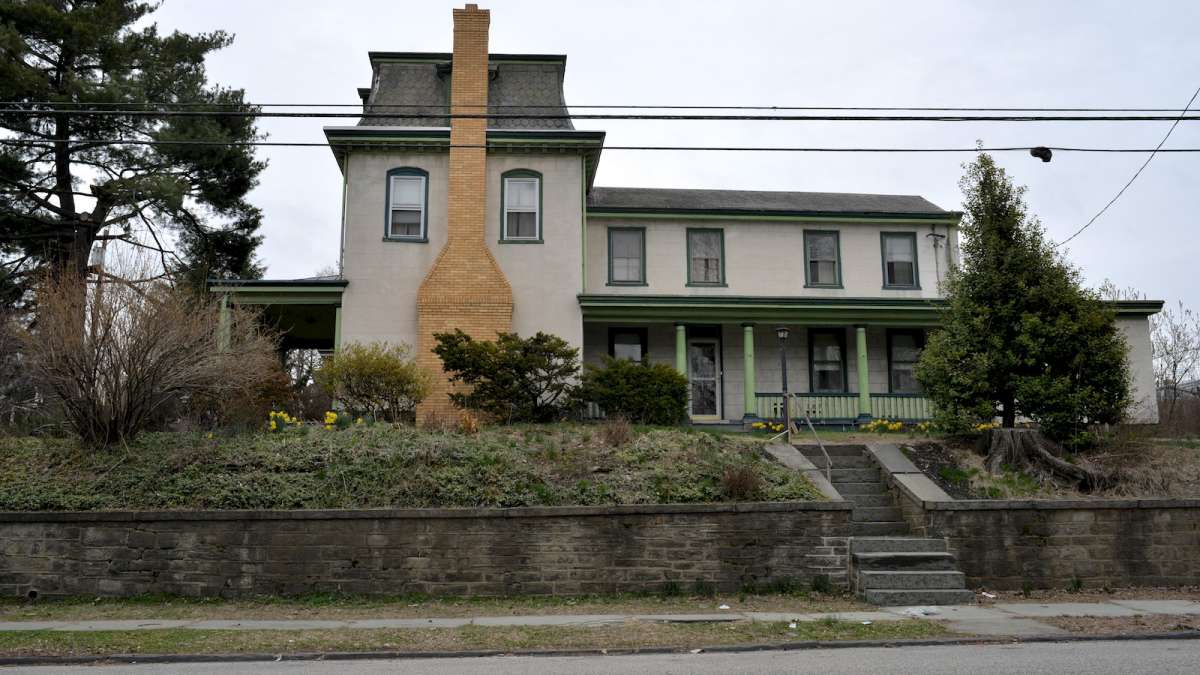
[3,108,1200,122]
[2,100,1195,112]
[4,138,1200,153]
[1057,85,1200,247]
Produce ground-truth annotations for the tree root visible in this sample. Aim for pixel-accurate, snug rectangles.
[980,428,1112,492]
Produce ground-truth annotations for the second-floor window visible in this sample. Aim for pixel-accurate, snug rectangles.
[608,228,645,285]
[687,229,725,286]
[502,171,541,241]
[882,232,919,288]
[804,230,841,287]
[387,168,427,240]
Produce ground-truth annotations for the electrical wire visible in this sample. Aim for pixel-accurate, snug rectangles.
[1057,85,1200,247]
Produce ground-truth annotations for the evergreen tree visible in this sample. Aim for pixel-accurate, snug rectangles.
[0,0,265,306]
[916,152,1131,441]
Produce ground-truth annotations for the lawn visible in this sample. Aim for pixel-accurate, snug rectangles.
[0,424,822,511]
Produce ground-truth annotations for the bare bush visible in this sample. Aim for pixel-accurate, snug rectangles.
[0,313,41,433]
[20,270,278,446]
[720,463,765,501]
[599,415,633,447]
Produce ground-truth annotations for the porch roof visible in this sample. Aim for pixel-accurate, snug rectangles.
[207,278,346,351]
[577,295,1164,326]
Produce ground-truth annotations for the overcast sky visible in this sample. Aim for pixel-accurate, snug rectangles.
[149,0,1200,308]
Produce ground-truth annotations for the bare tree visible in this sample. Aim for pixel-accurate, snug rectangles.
[1153,301,1200,423]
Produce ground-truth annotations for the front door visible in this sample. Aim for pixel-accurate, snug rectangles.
[688,338,722,419]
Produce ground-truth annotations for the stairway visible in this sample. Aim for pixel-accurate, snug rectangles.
[800,444,974,606]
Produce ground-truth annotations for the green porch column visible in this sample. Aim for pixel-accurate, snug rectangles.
[742,323,756,418]
[675,323,687,375]
[855,325,871,421]
[218,294,230,352]
[334,306,343,351]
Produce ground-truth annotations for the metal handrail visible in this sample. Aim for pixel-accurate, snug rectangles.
[768,393,832,482]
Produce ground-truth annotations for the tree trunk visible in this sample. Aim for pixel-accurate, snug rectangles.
[1000,395,1016,428]
[982,428,1111,492]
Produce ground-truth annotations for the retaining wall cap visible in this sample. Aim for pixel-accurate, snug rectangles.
[892,473,954,503]
[923,498,1200,511]
[0,500,852,523]
[866,443,921,474]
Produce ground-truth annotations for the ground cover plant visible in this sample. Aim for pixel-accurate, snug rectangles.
[0,424,821,511]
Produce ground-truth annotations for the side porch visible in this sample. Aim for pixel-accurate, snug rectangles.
[579,295,941,426]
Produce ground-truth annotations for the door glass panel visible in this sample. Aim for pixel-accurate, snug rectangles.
[689,343,716,378]
[691,380,717,416]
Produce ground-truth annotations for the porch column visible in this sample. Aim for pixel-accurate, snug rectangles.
[218,294,230,352]
[855,325,871,421]
[674,323,687,374]
[334,306,343,351]
[742,323,756,418]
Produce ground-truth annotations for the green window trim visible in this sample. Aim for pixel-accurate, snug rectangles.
[686,228,727,287]
[880,231,921,289]
[383,167,429,243]
[886,328,926,394]
[499,169,543,243]
[607,227,647,286]
[808,328,849,394]
[803,230,843,288]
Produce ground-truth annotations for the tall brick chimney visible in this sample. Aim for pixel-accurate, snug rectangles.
[415,4,514,421]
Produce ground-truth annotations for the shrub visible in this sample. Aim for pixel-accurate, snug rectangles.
[314,342,431,422]
[720,463,765,500]
[20,271,278,447]
[432,330,579,423]
[577,356,688,425]
[599,415,633,447]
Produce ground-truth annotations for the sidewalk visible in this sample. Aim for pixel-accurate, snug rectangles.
[2,599,1196,638]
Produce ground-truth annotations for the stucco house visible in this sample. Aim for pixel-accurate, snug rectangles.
[210,4,1161,425]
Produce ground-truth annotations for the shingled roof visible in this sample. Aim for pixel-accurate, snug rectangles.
[359,52,573,130]
[587,187,953,217]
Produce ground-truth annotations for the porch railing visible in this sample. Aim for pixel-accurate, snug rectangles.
[754,392,934,422]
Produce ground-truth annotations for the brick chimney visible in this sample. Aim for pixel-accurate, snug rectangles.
[415,4,514,421]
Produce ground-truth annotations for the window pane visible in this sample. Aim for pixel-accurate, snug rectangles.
[812,333,841,362]
[689,344,717,378]
[613,332,643,361]
[612,258,639,282]
[689,231,722,283]
[691,231,719,258]
[885,235,915,262]
[810,260,837,285]
[890,334,920,362]
[611,230,642,258]
[808,233,836,261]
[891,364,919,393]
[814,363,844,392]
[888,261,915,286]
[391,176,423,207]
[506,211,537,238]
[390,208,421,237]
[506,179,538,209]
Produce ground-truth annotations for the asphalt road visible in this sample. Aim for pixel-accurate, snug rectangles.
[7,639,1200,675]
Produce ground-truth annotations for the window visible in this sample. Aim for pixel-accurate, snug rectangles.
[804,231,841,287]
[809,329,846,393]
[888,330,924,394]
[386,168,427,240]
[687,229,725,285]
[608,228,645,285]
[608,327,648,361]
[882,232,919,288]
[502,171,541,241]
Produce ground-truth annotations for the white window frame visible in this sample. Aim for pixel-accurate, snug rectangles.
[503,176,541,241]
[388,174,426,240]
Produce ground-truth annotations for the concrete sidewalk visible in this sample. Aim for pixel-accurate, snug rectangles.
[1,599,1196,637]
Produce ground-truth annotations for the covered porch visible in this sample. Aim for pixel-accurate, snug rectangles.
[208,278,347,354]
[579,295,940,425]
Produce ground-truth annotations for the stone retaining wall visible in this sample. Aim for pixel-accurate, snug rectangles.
[0,503,851,599]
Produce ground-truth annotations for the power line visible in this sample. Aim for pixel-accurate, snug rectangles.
[4,138,1200,153]
[1057,85,1200,247]
[3,100,1195,112]
[4,108,1200,122]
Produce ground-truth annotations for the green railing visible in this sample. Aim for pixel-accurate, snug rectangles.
[754,392,934,422]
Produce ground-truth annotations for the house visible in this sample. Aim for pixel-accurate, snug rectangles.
[210,4,1162,425]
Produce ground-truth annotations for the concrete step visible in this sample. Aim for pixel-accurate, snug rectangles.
[796,444,866,457]
[830,468,880,482]
[852,551,957,571]
[800,453,874,469]
[858,570,966,590]
[835,482,888,495]
[850,537,947,554]
[850,521,909,536]
[844,493,896,508]
[851,507,902,523]
[862,588,975,606]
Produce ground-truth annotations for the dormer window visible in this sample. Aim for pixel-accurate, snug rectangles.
[385,168,428,241]
[501,170,541,242]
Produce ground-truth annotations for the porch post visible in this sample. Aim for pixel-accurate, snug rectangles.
[855,325,871,421]
[218,294,231,352]
[674,323,687,374]
[334,306,343,351]
[742,323,756,418]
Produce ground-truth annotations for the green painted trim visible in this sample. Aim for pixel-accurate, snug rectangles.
[674,324,687,375]
[209,284,346,293]
[743,324,756,417]
[855,326,870,416]
[587,209,961,224]
[802,229,843,288]
[607,227,647,286]
[385,167,429,241]
[218,294,230,352]
[578,295,943,326]
[880,231,921,290]
[686,228,726,286]
[368,51,568,64]
[384,236,429,243]
[500,169,543,243]
[578,294,943,309]
[334,307,343,352]
[1106,300,1165,316]
[886,328,926,394]
[809,328,849,394]
[580,156,587,294]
